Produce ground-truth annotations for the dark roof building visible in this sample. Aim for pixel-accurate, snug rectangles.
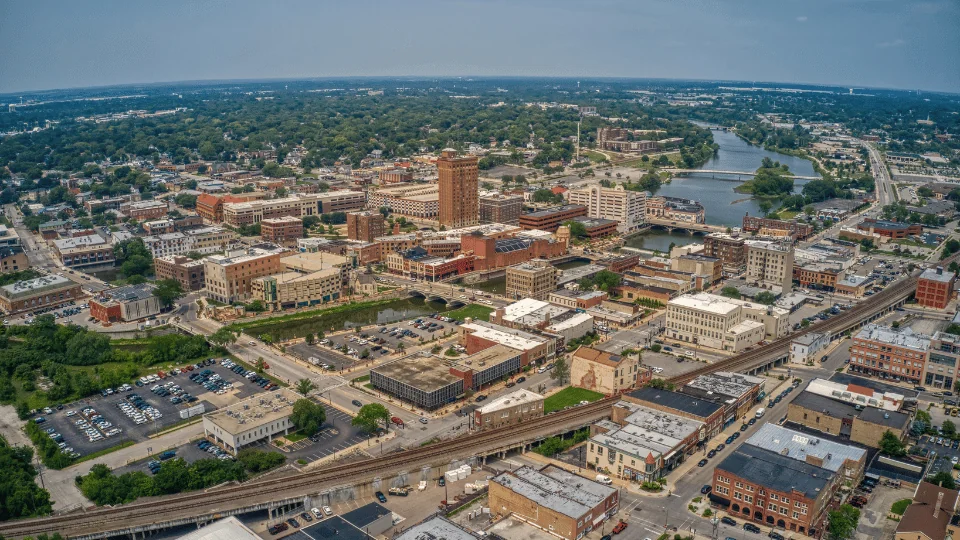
[295,516,370,540]
[895,481,960,540]
[623,387,726,438]
[340,502,393,537]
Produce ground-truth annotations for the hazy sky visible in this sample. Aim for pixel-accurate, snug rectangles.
[1,0,958,94]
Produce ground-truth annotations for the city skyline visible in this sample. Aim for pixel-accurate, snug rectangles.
[1,0,957,94]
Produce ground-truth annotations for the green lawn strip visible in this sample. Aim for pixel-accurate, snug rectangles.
[73,440,136,466]
[285,432,307,443]
[351,375,370,383]
[891,498,912,515]
[225,299,399,332]
[544,387,605,414]
[444,304,494,322]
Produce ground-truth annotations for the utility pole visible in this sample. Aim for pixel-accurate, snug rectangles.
[576,120,581,162]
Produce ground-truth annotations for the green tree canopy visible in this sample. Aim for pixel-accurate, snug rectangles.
[352,403,390,433]
[878,430,906,457]
[826,504,860,540]
[290,399,326,437]
[153,279,185,307]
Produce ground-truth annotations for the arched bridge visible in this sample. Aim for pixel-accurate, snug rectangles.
[406,288,467,308]
[645,218,728,235]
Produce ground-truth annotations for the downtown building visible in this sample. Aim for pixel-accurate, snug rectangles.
[438,149,479,228]
[744,240,794,292]
[916,266,956,310]
[203,247,286,304]
[849,323,929,385]
[222,192,365,226]
[505,259,559,300]
[479,193,523,225]
[346,211,386,242]
[665,292,789,352]
[565,185,647,234]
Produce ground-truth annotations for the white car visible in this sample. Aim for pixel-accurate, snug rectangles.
[248,341,256,345]
[322,506,333,516]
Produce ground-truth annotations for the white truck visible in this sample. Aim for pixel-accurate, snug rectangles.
[756,408,766,419]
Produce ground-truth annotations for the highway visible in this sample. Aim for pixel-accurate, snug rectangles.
[864,141,896,206]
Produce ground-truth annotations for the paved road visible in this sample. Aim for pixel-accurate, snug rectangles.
[864,141,896,206]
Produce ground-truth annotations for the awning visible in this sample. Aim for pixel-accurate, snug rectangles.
[592,514,606,526]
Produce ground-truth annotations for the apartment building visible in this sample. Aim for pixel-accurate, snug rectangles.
[916,266,955,310]
[744,240,794,292]
[793,263,842,290]
[849,323,929,384]
[489,466,619,540]
[155,255,206,291]
[203,248,284,304]
[566,185,646,234]
[346,211,385,242]
[223,192,365,226]
[52,234,115,270]
[437,149,479,228]
[367,184,439,219]
[665,293,788,352]
[479,193,523,225]
[471,390,544,431]
[120,200,169,220]
[925,331,960,390]
[260,216,303,244]
[519,205,588,232]
[143,227,237,258]
[703,233,746,275]
[505,259,558,300]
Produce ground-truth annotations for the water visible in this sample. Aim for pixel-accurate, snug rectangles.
[625,128,819,250]
[242,297,449,340]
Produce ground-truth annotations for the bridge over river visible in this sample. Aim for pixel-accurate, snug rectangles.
[664,168,820,180]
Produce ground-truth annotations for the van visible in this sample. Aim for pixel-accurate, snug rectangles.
[755,408,765,419]
[595,474,612,485]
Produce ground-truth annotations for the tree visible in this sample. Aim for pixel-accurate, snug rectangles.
[352,403,390,433]
[209,328,238,348]
[153,279,184,308]
[305,333,315,345]
[943,419,957,438]
[826,504,860,540]
[254,357,267,374]
[720,286,741,299]
[295,378,315,396]
[878,430,906,456]
[290,399,326,436]
[647,379,675,391]
[753,291,776,305]
[302,215,320,229]
[564,220,588,239]
[550,357,569,386]
[114,238,153,277]
[928,471,957,489]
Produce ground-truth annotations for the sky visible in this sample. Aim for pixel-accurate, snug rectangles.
[1,0,958,94]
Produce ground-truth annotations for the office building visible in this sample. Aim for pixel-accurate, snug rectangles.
[849,324,930,384]
[461,233,566,272]
[489,465,619,540]
[222,192,365,226]
[683,371,765,422]
[570,347,643,396]
[0,275,83,315]
[202,388,300,455]
[786,391,912,447]
[665,293,789,352]
[90,284,161,323]
[142,227,237,259]
[346,211,386,242]
[250,252,349,310]
[566,185,646,233]
[260,216,303,244]
[646,196,706,223]
[438,149,479,228]
[52,234,115,270]
[793,262,842,290]
[0,225,21,250]
[460,320,557,366]
[916,266,956,310]
[569,217,618,238]
[379,168,413,184]
[804,378,904,411]
[119,200,169,220]
[505,260,558,300]
[519,205,587,232]
[671,254,723,287]
[744,240,794,292]
[479,193,523,225]
[857,219,922,239]
[203,248,285,304]
[703,233,746,275]
[741,215,813,240]
[155,255,206,291]
[367,184,439,219]
[924,330,960,391]
[370,355,464,410]
[471,390,544,431]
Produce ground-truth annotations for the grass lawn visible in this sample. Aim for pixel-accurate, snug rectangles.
[583,150,608,163]
[285,432,307,443]
[891,498,912,515]
[777,210,799,219]
[544,387,605,414]
[444,304,494,322]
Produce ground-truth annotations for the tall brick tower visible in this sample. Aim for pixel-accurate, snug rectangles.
[437,148,479,228]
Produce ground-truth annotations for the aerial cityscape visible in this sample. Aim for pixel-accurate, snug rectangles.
[0,3,958,540]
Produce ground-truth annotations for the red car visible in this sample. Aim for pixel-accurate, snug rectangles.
[612,521,627,534]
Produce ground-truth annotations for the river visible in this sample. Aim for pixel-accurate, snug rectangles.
[624,128,819,252]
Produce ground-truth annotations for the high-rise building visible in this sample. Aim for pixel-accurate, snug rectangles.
[703,233,746,275]
[744,240,794,292]
[347,211,386,242]
[437,149,479,228]
[505,260,558,300]
[566,185,646,234]
[479,193,523,225]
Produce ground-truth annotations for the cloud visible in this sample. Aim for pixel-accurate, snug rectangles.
[796,15,808,22]
[876,38,906,48]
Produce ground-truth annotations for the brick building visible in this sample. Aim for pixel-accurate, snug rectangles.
[505,260,558,301]
[489,465,619,540]
[260,216,303,244]
[857,219,922,239]
[596,254,640,274]
[570,346,644,395]
[438,149,479,228]
[203,248,284,304]
[0,275,83,315]
[346,211,386,242]
[0,246,28,273]
[741,215,813,240]
[90,284,161,323]
[479,193,523,225]
[622,387,725,439]
[849,323,929,384]
[471,390,544,431]
[916,266,956,310]
[154,255,206,291]
[703,233,746,275]
[461,234,566,271]
[570,217,619,238]
[793,263,842,290]
[378,168,413,184]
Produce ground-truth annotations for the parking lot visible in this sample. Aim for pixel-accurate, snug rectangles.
[915,435,960,470]
[34,358,277,458]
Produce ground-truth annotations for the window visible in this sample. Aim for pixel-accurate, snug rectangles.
[734,492,742,500]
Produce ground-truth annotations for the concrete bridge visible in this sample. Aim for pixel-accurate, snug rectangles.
[665,168,820,181]
[644,218,728,235]
[406,288,467,308]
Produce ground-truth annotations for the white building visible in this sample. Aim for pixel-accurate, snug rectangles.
[566,185,646,234]
[666,292,789,352]
[804,377,905,411]
[744,239,794,292]
[790,332,830,364]
[202,388,301,455]
[545,312,594,342]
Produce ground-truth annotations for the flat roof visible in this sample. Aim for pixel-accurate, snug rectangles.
[668,293,740,316]
[102,283,156,302]
[625,387,723,419]
[858,407,912,429]
[461,321,548,352]
[716,445,832,500]
[298,516,370,540]
[854,324,930,352]
[339,502,392,530]
[522,204,586,219]
[394,516,477,540]
[452,344,521,372]
[789,391,860,420]
[371,355,461,393]
[53,234,107,249]
[546,312,593,332]
[685,371,763,399]
[204,387,301,434]
[491,465,614,519]
[745,424,866,472]
[501,299,570,327]
[477,390,543,414]
[920,267,956,283]
[176,516,260,540]
[0,274,76,300]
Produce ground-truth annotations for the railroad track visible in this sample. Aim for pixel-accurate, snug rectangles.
[667,273,918,385]
[0,397,616,539]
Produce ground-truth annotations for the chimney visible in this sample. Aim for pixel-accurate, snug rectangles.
[935,492,943,518]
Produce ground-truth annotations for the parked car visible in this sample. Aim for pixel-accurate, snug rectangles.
[743,523,761,534]
[697,459,708,467]
[701,485,712,494]
[352,400,363,407]
[375,491,387,503]
[721,517,737,526]
[611,521,627,534]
